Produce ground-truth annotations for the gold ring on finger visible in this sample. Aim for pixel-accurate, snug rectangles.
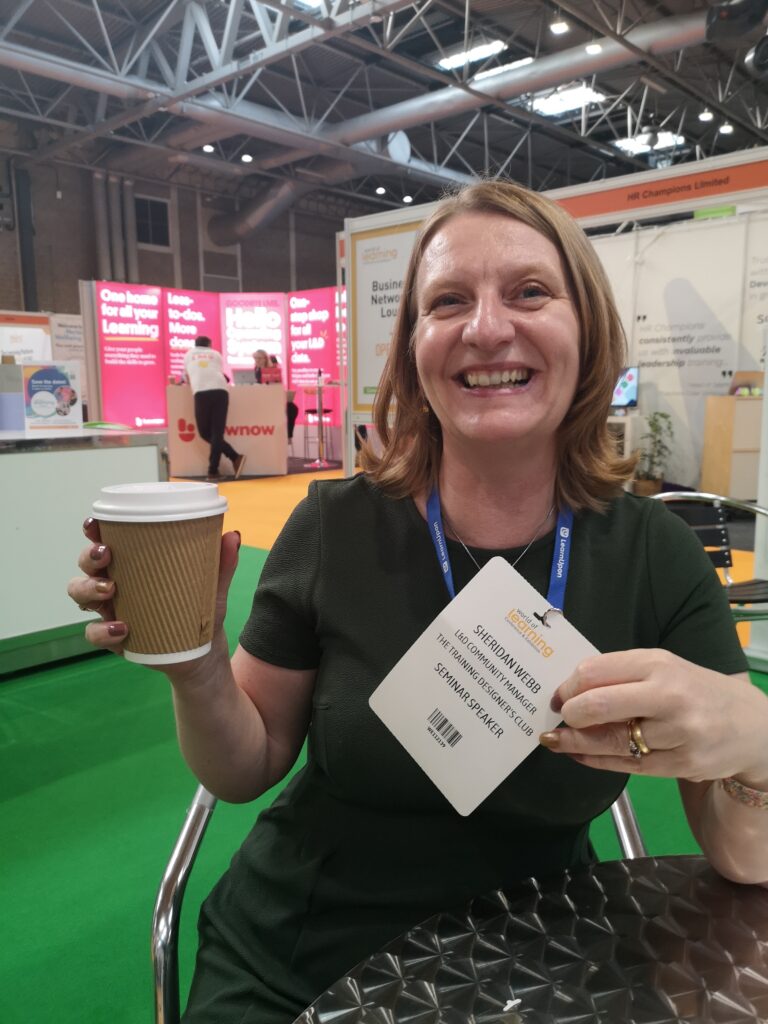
[627,718,651,758]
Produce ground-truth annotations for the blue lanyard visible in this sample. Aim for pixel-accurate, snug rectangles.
[426,485,573,607]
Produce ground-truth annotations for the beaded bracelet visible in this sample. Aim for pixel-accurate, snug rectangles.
[720,776,768,810]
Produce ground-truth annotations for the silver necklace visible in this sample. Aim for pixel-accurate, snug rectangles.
[444,504,556,573]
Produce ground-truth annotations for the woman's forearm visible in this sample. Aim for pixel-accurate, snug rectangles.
[681,775,768,887]
[167,635,271,802]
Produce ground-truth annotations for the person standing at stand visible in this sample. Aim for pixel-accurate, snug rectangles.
[184,335,246,482]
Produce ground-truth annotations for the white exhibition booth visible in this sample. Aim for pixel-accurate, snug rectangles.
[342,146,768,670]
[166,383,287,477]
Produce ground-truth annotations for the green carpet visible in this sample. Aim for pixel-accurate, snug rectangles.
[2,547,766,1023]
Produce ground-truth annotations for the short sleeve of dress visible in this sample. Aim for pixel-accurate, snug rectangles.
[645,499,748,675]
[238,481,321,669]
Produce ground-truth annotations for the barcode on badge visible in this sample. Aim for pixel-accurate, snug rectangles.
[427,707,462,747]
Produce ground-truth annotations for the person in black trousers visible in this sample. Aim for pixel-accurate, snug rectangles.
[184,336,246,481]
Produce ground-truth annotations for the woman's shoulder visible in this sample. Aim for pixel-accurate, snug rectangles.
[309,474,415,533]
[311,472,391,505]
[578,490,700,548]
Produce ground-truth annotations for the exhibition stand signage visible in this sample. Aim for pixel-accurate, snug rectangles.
[23,361,83,429]
[164,289,221,381]
[220,291,287,373]
[95,281,166,429]
[288,286,343,426]
[166,383,287,477]
[82,282,342,431]
[0,311,52,364]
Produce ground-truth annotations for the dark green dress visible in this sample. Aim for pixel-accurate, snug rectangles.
[183,475,747,1024]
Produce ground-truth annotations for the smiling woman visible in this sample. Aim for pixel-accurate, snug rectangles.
[66,179,768,1024]
[363,180,635,521]
[413,213,581,490]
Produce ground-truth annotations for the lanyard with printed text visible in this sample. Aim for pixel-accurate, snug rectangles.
[426,485,574,608]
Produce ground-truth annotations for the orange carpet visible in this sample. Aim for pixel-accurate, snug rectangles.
[217,468,347,550]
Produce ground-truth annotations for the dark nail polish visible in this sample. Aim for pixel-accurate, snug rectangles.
[90,545,106,560]
[83,516,95,531]
[550,693,563,713]
[107,622,127,637]
[234,530,242,549]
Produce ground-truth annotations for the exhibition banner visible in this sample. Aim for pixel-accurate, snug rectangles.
[590,233,637,340]
[50,314,87,402]
[554,157,768,223]
[0,312,52,363]
[220,292,287,375]
[631,218,745,485]
[164,288,221,381]
[742,212,768,372]
[287,286,341,425]
[23,361,83,429]
[95,281,167,428]
[350,222,419,415]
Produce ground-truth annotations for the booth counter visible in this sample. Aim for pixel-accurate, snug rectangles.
[1,427,167,674]
[166,384,287,478]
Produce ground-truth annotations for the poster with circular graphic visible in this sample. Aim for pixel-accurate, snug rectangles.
[23,362,83,428]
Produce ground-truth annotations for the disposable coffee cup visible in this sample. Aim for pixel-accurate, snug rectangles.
[92,481,228,665]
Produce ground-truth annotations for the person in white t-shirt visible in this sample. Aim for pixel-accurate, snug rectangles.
[183,336,246,481]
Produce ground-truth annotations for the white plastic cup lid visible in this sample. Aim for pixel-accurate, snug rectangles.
[92,481,228,522]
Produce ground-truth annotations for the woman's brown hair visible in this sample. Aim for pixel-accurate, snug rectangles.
[360,179,636,512]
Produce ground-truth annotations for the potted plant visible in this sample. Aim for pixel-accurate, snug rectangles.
[633,411,674,496]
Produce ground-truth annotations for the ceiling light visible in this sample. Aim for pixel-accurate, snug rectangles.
[719,121,734,134]
[585,42,603,55]
[403,195,413,204]
[698,108,714,122]
[202,144,215,153]
[240,153,253,163]
[612,130,685,156]
[531,83,606,117]
[472,56,534,82]
[375,186,386,195]
[437,39,505,71]
[550,19,569,35]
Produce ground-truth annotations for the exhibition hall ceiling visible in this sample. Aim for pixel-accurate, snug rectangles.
[0,0,766,235]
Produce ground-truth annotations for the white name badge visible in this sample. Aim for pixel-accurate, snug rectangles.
[369,556,598,816]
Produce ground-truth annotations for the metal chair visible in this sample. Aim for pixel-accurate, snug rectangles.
[652,491,768,624]
[152,785,218,1024]
[150,783,646,1024]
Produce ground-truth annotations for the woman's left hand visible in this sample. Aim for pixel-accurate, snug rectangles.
[542,649,768,786]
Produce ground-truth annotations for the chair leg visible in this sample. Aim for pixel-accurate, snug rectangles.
[152,786,217,1024]
[610,789,647,859]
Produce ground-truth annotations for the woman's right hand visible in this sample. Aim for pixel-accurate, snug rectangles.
[67,517,242,662]
[66,517,127,653]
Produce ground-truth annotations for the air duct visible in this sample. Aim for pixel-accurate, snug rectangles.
[208,178,314,247]
[207,158,366,246]
[322,15,706,147]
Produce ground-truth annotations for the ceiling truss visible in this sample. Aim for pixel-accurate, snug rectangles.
[0,0,764,235]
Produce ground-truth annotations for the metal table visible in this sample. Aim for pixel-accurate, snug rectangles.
[295,855,768,1024]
